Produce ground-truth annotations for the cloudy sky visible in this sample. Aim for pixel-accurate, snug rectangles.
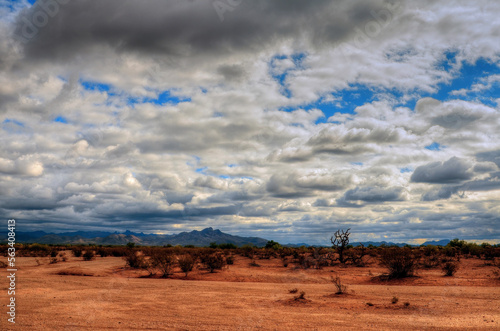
[1,0,499,244]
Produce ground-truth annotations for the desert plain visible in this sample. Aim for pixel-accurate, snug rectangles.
[1,251,499,330]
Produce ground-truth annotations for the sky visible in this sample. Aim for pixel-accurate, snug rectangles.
[0,0,499,245]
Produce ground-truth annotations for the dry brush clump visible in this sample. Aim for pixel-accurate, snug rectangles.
[178,254,195,277]
[150,249,176,278]
[123,250,145,269]
[331,275,348,294]
[380,247,418,279]
[200,250,226,273]
[442,260,459,276]
[83,250,95,261]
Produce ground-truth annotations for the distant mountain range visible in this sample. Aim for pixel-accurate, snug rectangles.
[0,227,451,247]
[0,227,269,247]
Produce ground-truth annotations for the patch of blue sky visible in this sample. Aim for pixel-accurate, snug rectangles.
[53,116,68,124]
[431,56,500,106]
[195,167,208,174]
[127,90,191,106]
[269,52,307,98]
[425,142,443,151]
[80,79,190,107]
[436,50,459,72]
[285,54,500,125]
[350,162,363,166]
[81,80,113,93]
[282,83,378,124]
[3,118,24,127]
[400,167,413,173]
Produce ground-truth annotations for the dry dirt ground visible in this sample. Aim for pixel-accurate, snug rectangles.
[1,252,499,330]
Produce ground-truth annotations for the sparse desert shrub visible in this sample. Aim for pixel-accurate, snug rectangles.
[366,302,374,306]
[97,248,109,257]
[391,296,399,304]
[442,261,459,276]
[225,255,234,265]
[123,251,145,269]
[346,245,368,267]
[331,276,348,294]
[380,247,418,279]
[50,257,58,264]
[151,250,175,278]
[59,252,67,262]
[0,261,7,268]
[404,302,410,307]
[83,250,95,261]
[289,288,298,294]
[72,247,83,258]
[178,254,195,277]
[110,247,129,257]
[50,250,58,258]
[201,251,226,273]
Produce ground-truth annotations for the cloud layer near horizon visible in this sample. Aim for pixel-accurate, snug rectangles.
[1,0,499,244]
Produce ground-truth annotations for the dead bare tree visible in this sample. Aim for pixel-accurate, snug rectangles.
[331,228,351,264]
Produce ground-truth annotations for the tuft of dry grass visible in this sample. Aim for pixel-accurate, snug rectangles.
[331,275,348,294]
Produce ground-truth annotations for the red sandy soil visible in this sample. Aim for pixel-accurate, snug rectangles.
[1,252,499,330]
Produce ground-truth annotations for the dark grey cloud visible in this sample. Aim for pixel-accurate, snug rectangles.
[266,172,351,198]
[421,185,461,201]
[14,0,394,61]
[477,149,500,168]
[340,186,407,203]
[411,156,473,184]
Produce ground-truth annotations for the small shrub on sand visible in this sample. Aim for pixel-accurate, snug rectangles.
[391,296,399,304]
[83,250,95,261]
[380,247,418,279]
[442,261,459,276]
[331,276,348,294]
[72,247,83,258]
[225,255,234,265]
[151,250,175,278]
[123,251,145,269]
[201,251,226,273]
[178,254,195,277]
[289,288,298,294]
